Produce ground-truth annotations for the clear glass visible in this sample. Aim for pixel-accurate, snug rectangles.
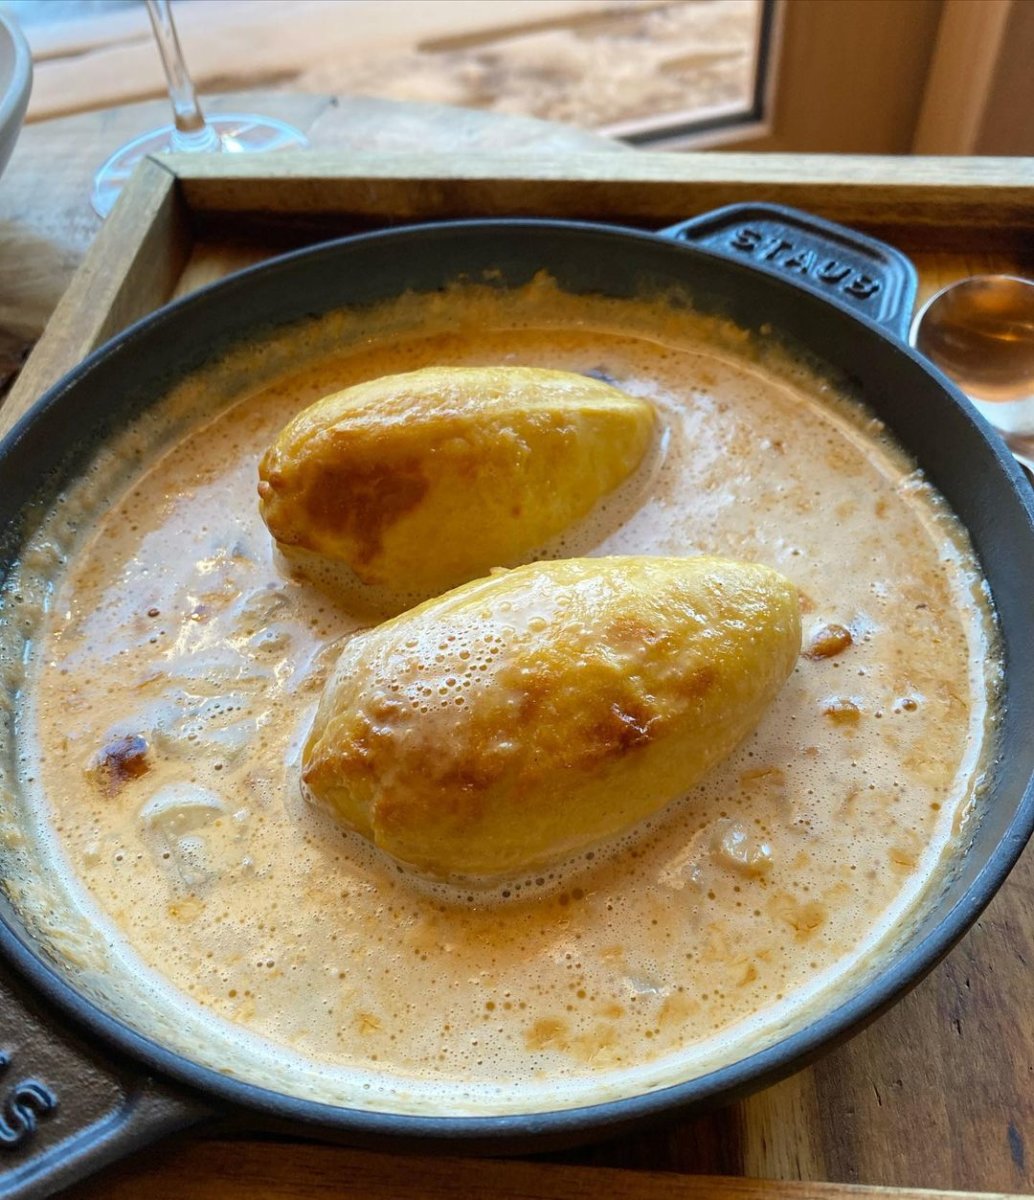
[911,275,1034,480]
[91,0,308,218]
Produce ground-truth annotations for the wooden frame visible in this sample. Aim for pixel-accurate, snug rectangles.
[913,0,1013,153]
[598,0,779,149]
[718,0,945,154]
[914,0,1034,154]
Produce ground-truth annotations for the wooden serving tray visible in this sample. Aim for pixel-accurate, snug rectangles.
[6,152,1034,1200]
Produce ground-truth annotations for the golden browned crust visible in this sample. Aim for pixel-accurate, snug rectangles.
[302,555,801,878]
[258,366,654,606]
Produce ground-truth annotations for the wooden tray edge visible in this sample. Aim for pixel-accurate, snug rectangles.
[4,150,1033,435]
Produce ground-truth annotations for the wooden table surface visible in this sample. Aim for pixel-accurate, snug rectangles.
[0,93,1031,1200]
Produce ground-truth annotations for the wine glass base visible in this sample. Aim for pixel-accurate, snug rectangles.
[92,114,309,218]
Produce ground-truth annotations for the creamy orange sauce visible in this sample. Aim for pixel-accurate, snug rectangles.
[2,282,997,1114]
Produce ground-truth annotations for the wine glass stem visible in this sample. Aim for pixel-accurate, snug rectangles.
[145,0,221,152]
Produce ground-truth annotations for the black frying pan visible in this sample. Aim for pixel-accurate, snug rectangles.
[1,204,1032,1198]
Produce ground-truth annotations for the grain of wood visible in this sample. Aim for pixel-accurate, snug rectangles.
[0,156,188,438]
[912,0,1013,154]
[732,0,942,155]
[165,151,1034,241]
[61,1139,1023,1200]
[973,0,1034,155]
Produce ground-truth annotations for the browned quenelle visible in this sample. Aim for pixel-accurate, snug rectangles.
[258,365,654,608]
[302,556,802,877]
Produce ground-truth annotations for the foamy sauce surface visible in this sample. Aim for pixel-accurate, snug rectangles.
[0,281,998,1114]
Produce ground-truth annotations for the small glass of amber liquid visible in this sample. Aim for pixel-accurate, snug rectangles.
[911,274,1034,474]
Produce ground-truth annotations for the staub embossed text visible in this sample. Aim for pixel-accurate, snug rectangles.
[729,226,881,301]
[0,1052,57,1150]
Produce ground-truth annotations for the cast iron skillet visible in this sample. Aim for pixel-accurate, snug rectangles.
[1,204,1032,1198]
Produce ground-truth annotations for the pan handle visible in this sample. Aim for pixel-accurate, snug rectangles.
[660,203,918,343]
[0,953,212,1198]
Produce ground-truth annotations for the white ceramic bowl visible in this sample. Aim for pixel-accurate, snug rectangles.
[0,11,31,179]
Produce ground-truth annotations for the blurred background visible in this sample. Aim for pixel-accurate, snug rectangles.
[3,0,1032,155]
